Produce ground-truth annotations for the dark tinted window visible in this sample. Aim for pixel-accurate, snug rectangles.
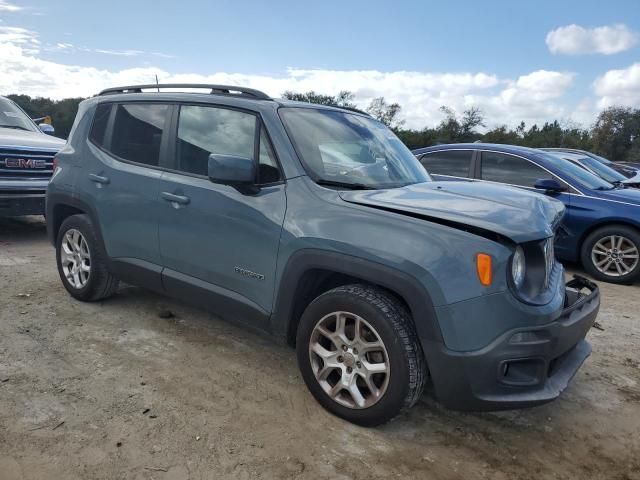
[177,105,257,177]
[110,104,168,166]
[481,151,553,187]
[420,150,472,178]
[89,103,111,147]
[258,127,282,184]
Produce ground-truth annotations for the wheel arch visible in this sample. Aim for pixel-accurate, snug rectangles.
[577,219,640,255]
[47,193,106,253]
[269,249,443,348]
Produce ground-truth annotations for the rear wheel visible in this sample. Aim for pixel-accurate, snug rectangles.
[56,214,119,301]
[581,225,640,284]
[296,284,427,426]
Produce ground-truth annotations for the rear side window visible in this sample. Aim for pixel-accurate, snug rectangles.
[110,104,169,166]
[480,151,553,187]
[419,150,473,178]
[89,103,112,147]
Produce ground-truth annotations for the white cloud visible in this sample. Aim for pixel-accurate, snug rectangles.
[546,23,638,55]
[593,62,640,108]
[0,1,21,12]
[0,25,586,129]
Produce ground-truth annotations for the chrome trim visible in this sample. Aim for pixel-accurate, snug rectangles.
[0,144,60,153]
[419,148,585,195]
[476,149,585,196]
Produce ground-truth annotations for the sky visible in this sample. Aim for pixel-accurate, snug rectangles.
[0,0,639,129]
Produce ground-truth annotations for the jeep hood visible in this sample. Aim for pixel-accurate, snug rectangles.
[339,181,565,244]
[0,127,65,149]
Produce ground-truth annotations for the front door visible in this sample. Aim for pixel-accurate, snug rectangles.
[158,104,286,328]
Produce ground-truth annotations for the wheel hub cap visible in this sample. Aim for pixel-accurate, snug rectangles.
[309,311,390,410]
[591,235,639,277]
[60,229,91,289]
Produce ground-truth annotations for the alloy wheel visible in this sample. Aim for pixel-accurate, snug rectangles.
[60,229,91,289]
[309,311,390,409]
[591,235,639,277]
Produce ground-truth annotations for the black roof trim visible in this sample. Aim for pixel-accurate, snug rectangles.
[98,84,272,100]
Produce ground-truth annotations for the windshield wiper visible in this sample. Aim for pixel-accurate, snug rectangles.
[316,179,377,190]
[0,124,29,131]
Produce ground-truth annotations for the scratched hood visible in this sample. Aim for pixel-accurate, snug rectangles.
[339,181,565,243]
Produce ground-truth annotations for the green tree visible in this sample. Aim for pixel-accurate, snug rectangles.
[591,107,640,161]
[281,90,356,108]
[365,97,404,129]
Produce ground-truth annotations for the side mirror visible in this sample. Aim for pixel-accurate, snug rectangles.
[39,123,55,136]
[534,178,567,194]
[208,154,257,191]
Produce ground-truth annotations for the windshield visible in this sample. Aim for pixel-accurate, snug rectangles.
[586,152,613,164]
[541,153,615,190]
[577,156,627,183]
[0,98,38,132]
[279,107,430,189]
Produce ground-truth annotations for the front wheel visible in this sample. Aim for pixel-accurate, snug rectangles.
[581,225,640,284]
[296,284,427,426]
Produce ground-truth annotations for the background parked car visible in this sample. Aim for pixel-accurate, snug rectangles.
[413,143,640,284]
[541,148,640,178]
[545,150,640,188]
[0,96,65,217]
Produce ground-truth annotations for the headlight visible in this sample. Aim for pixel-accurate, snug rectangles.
[509,238,559,305]
[511,246,526,289]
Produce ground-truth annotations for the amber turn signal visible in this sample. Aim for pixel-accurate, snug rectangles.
[476,253,493,286]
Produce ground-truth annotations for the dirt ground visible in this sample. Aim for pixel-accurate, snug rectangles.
[0,216,639,480]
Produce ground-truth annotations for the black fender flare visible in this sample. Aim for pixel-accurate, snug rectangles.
[46,191,106,252]
[269,248,444,345]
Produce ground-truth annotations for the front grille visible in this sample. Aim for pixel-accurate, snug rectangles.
[544,237,555,290]
[0,147,57,179]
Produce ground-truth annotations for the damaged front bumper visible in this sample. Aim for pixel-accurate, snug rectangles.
[425,275,600,411]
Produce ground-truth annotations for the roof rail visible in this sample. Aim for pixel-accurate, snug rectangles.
[335,105,372,117]
[98,84,272,100]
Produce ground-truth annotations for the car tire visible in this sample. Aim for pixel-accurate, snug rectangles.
[56,214,119,301]
[296,284,427,427]
[581,225,640,284]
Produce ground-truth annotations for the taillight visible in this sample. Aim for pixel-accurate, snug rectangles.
[52,156,59,174]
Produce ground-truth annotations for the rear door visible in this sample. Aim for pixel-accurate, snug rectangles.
[157,103,286,328]
[78,102,170,288]
[417,149,475,181]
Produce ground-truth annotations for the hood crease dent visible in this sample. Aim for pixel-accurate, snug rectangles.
[339,181,565,244]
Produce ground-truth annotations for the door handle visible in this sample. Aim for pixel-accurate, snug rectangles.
[89,174,110,185]
[161,192,190,205]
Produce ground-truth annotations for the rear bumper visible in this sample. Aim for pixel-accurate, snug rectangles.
[425,276,600,411]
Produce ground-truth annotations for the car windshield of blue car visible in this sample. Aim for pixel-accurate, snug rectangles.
[578,156,627,184]
[0,98,38,132]
[542,153,615,190]
[279,107,430,189]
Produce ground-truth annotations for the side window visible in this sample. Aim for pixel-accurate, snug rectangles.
[177,105,256,177]
[89,103,112,148]
[420,150,473,178]
[258,127,282,184]
[480,151,553,187]
[110,104,169,166]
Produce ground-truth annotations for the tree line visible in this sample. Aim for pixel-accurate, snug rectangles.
[6,91,639,162]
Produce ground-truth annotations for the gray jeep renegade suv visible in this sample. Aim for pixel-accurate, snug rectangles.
[47,84,600,426]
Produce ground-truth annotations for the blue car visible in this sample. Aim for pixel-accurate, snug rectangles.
[413,143,640,284]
